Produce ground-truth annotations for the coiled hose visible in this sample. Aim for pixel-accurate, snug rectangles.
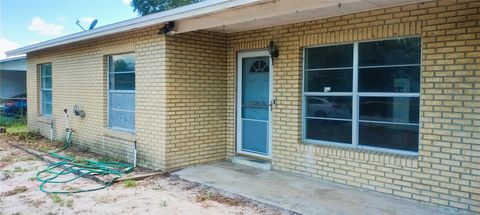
[35,129,134,194]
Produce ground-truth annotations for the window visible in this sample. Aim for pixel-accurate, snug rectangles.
[40,63,52,116]
[108,53,135,131]
[303,37,421,153]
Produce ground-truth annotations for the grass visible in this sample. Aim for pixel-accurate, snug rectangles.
[123,179,138,188]
[0,116,27,134]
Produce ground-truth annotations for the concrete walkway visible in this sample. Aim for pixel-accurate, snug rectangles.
[173,162,460,215]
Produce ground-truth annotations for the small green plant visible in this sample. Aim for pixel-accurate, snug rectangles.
[50,194,63,204]
[123,179,137,188]
[159,199,168,207]
[12,166,29,173]
[29,177,36,181]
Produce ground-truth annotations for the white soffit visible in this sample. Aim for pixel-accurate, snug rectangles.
[177,0,431,33]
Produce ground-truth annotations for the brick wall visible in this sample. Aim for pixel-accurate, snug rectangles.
[25,0,479,212]
[27,25,168,170]
[27,28,228,171]
[164,31,228,170]
[226,0,479,212]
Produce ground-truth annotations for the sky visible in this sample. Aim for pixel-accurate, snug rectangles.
[0,0,138,59]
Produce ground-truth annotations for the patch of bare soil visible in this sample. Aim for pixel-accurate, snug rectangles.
[0,135,291,215]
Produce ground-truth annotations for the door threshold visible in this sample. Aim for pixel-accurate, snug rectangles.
[232,156,271,170]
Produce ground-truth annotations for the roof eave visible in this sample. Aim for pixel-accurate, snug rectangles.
[6,0,264,56]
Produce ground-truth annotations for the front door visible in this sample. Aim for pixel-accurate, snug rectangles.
[237,51,272,158]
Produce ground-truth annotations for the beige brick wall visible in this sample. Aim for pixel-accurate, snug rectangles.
[27,25,168,170]
[25,0,479,213]
[164,31,228,170]
[27,28,228,171]
[226,0,479,212]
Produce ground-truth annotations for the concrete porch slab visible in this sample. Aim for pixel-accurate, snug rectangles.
[173,162,460,215]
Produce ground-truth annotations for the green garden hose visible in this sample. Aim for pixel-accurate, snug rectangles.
[36,127,134,194]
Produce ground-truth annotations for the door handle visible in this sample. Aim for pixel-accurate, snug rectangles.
[269,98,277,111]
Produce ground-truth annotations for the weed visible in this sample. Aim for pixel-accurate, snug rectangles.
[13,130,43,142]
[123,179,137,188]
[159,199,168,207]
[49,194,63,204]
[29,177,36,181]
[195,191,216,202]
[12,166,29,173]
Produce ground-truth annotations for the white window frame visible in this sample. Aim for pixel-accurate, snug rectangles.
[39,63,52,117]
[302,37,421,156]
[107,54,135,132]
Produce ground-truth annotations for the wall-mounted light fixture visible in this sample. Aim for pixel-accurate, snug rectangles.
[158,21,176,35]
[73,104,86,117]
[267,41,279,58]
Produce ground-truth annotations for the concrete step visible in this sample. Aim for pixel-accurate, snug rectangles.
[231,156,271,170]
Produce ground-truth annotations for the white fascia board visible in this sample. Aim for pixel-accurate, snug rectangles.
[0,56,26,63]
[6,0,263,56]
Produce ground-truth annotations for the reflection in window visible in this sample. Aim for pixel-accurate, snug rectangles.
[304,44,354,145]
[303,37,421,152]
[108,53,135,131]
[359,38,421,66]
[40,63,52,116]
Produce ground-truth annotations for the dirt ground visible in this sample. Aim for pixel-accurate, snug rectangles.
[0,135,290,215]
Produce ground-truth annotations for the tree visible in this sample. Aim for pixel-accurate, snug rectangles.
[131,0,201,16]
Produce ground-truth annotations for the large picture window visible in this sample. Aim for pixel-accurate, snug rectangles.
[303,37,421,153]
[108,53,135,131]
[40,63,52,116]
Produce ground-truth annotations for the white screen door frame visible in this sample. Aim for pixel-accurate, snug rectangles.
[236,50,273,159]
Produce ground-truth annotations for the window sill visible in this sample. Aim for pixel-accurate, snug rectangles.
[301,141,418,168]
[103,128,135,141]
[36,116,53,124]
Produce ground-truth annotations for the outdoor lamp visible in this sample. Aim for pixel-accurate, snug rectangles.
[268,41,279,58]
[159,21,176,35]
